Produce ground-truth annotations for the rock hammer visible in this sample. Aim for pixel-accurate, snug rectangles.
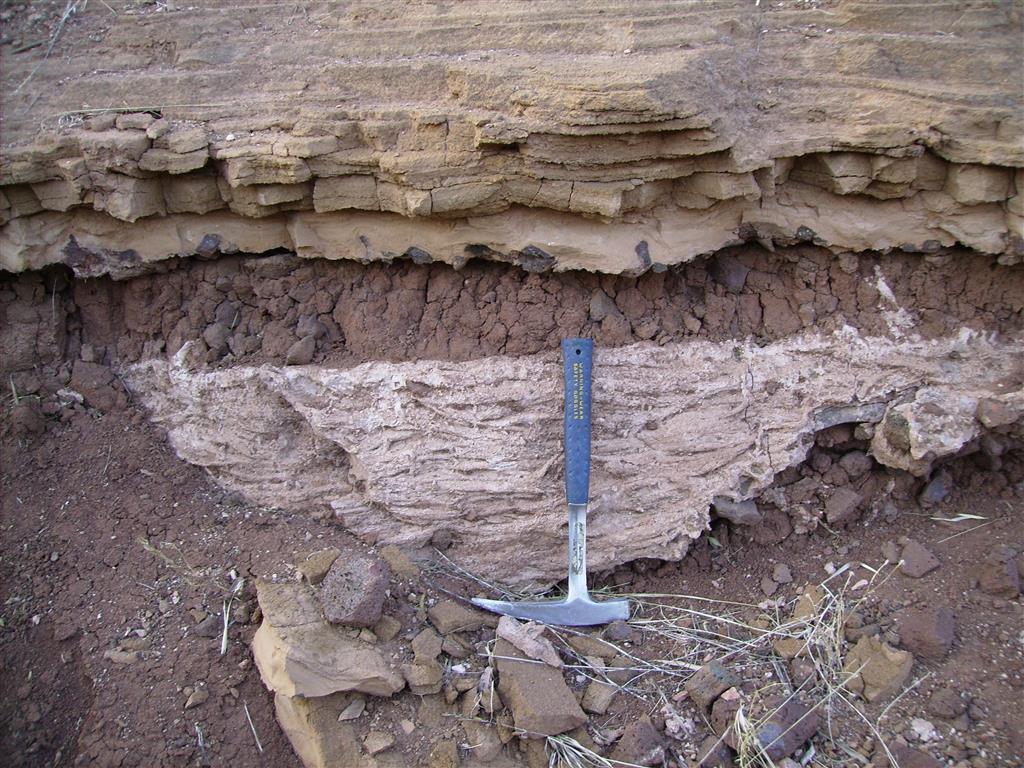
[472,339,630,626]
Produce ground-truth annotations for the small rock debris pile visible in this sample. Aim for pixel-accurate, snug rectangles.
[248,513,1024,768]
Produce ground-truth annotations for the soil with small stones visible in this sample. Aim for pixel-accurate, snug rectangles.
[2,397,1022,767]
[3,245,1022,394]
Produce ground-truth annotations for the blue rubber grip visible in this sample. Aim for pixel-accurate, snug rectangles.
[562,338,593,505]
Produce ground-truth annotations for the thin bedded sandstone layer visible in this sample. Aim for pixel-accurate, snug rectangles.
[1,0,1022,274]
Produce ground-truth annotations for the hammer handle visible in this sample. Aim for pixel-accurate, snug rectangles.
[562,338,593,506]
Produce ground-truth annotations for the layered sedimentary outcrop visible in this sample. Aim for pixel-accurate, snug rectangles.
[1,1,1022,584]
[2,1,1022,275]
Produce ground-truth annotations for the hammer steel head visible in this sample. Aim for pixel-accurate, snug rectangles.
[471,595,630,627]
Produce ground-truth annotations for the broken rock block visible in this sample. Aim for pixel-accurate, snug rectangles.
[402,659,444,695]
[274,692,374,768]
[428,600,497,634]
[251,580,404,698]
[494,638,586,737]
[842,635,913,703]
[319,551,390,627]
[896,606,955,661]
[748,698,821,761]
[685,661,742,710]
[609,717,665,767]
[978,545,1021,598]
[944,164,1011,205]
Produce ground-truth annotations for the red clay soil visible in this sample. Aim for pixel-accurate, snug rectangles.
[2,400,1022,767]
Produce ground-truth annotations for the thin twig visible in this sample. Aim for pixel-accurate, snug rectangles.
[242,702,264,754]
[936,521,994,543]
[14,0,83,95]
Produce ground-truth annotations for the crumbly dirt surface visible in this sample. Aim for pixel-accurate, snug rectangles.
[2,398,1021,767]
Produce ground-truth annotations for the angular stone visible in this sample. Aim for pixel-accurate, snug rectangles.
[978,545,1021,597]
[275,134,340,158]
[900,539,940,578]
[567,634,619,661]
[224,154,312,187]
[139,148,208,174]
[162,174,225,214]
[295,548,341,585]
[494,638,586,736]
[252,580,404,698]
[927,687,966,719]
[751,699,821,761]
[944,164,1010,205]
[402,659,444,695]
[363,730,395,755]
[428,600,496,634]
[686,171,759,200]
[31,178,85,211]
[163,124,209,154]
[609,717,665,767]
[254,183,310,207]
[373,614,402,642]
[685,662,741,710]
[581,680,616,714]
[824,486,863,525]
[274,693,373,768]
[92,174,164,222]
[460,691,504,761]
[78,129,150,173]
[319,551,389,627]
[697,734,734,767]
[897,607,955,660]
[412,627,443,661]
[286,335,316,365]
[313,175,379,212]
[842,636,913,703]
[712,496,762,525]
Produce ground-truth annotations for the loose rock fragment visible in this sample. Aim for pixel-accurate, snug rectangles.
[319,552,389,627]
[494,639,586,736]
[274,693,371,768]
[712,497,762,525]
[252,580,404,698]
[296,548,341,585]
[411,627,443,661]
[609,717,665,767]
[842,636,913,703]
[581,680,617,715]
[428,600,496,634]
[748,699,821,761]
[685,662,742,710]
[824,487,863,525]
[978,545,1021,597]
[896,606,955,660]
[495,615,562,667]
[402,660,444,695]
[900,539,940,578]
[363,731,395,755]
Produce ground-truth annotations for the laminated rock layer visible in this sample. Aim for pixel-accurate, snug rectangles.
[126,330,1024,583]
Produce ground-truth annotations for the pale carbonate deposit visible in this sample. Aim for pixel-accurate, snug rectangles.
[127,329,1023,583]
